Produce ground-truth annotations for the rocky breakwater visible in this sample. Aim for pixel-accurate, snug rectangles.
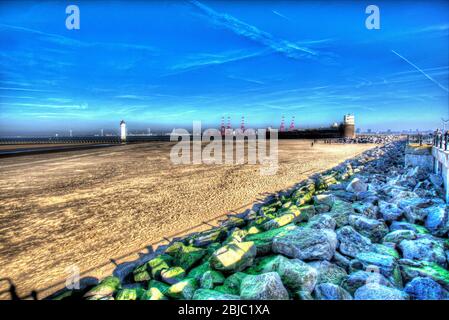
[75,140,449,300]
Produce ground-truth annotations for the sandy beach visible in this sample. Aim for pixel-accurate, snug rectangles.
[0,140,376,299]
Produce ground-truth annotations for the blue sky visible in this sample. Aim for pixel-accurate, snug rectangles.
[0,0,448,135]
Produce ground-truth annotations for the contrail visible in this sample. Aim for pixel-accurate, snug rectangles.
[391,50,449,93]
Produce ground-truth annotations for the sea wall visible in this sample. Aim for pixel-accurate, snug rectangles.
[55,139,449,300]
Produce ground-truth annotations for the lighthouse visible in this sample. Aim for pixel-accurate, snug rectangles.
[120,120,127,142]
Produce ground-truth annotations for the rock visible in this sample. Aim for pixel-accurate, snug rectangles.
[165,242,206,271]
[147,254,173,278]
[308,261,347,285]
[354,284,409,300]
[272,227,337,261]
[210,241,257,272]
[313,283,353,300]
[342,270,394,295]
[84,276,121,300]
[382,230,417,244]
[193,289,240,300]
[247,255,318,293]
[187,262,211,281]
[372,244,400,259]
[346,178,368,193]
[399,238,447,267]
[133,263,151,282]
[353,252,400,284]
[245,224,297,255]
[429,174,444,188]
[332,252,351,271]
[200,270,225,289]
[166,278,198,299]
[191,228,227,247]
[399,259,449,289]
[336,226,372,258]
[389,221,429,235]
[161,266,186,285]
[141,287,168,300]
[379,201,403,222]
[400,198,435,223]
[348,215,389,243]
[240,272,289,300]
[115,287,144,300]
[425,205,449,237]
[148,280,170,296]
[352,202,379,219]
[331,190,357,203]
[307,214,336,230]
[404,277,448,300]
[328,200,354,227]
[313,194,335,212]
[221,272,248,295]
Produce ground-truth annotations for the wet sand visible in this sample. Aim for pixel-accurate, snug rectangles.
[0,140,376,299]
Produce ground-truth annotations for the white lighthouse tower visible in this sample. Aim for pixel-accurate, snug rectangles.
[120,120,127,142]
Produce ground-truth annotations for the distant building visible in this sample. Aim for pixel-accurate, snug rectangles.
[343,114,355,138]
[120,120,127,142]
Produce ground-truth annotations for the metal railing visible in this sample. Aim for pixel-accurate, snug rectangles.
[433,132,449,151]
[407,134,434,146]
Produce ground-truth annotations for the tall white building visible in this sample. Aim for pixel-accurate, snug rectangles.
[120,120,127,142]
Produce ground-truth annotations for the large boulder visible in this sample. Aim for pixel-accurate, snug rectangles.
[200,270,225,289]
[341,270,394,295]
[313,283,352,300]
[346,178,368,193]
[272,227,337,261]
[404,277,448,300]
[313,194,336,213]
[424,205,449,237]
[354,283,409,300]
[399,259,449,290]
[248,255,318,293]
[348,215,388,243]
[210,241,256,272]
[166,278,198,299]
[160,266,186,285]
[399,238,447,267]
[193,289,240,300]
[308,260,347,285]
[379,201,403,222]
[240,272,289,300]
[352,252,401,286]
[165,242,206,271]
[336,226,372,258]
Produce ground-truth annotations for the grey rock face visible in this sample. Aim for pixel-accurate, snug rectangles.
[240,272,289,300]
[313,283,353,300]
[382,230,417,244]
[354,284,409,300]
[272,227,337,261]
[342,270,394,295]
[348,215,389,243]
[308,260,347,286]
[404,277,448,300]
[399,238,447,267]
[336,226,372,258]
[379,200,403,222]
[346,178,368,193]
[424,205,449,237]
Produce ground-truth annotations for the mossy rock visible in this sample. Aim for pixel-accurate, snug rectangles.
[115,287,145,300]
[400,260,449,289]
[192,289,240,300]
[133,262,151,282]
[221,216,246,228]
[165,242,206,271]
[261,213,296,231]
[166,278,198,299]
[148,280,170,295]
[245,224,297,255]
[148,254,173,278]
[247,226,261,235]
[140,287,168,300]
[161,266,186,285]
[372,244,400,258]
[187,261,212,281]
[84,276,121,300]
[190,228,227,247]
[223,228,248,244]
[209,241,257,272]
[221,272,248,295]
[200,270,225,289]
